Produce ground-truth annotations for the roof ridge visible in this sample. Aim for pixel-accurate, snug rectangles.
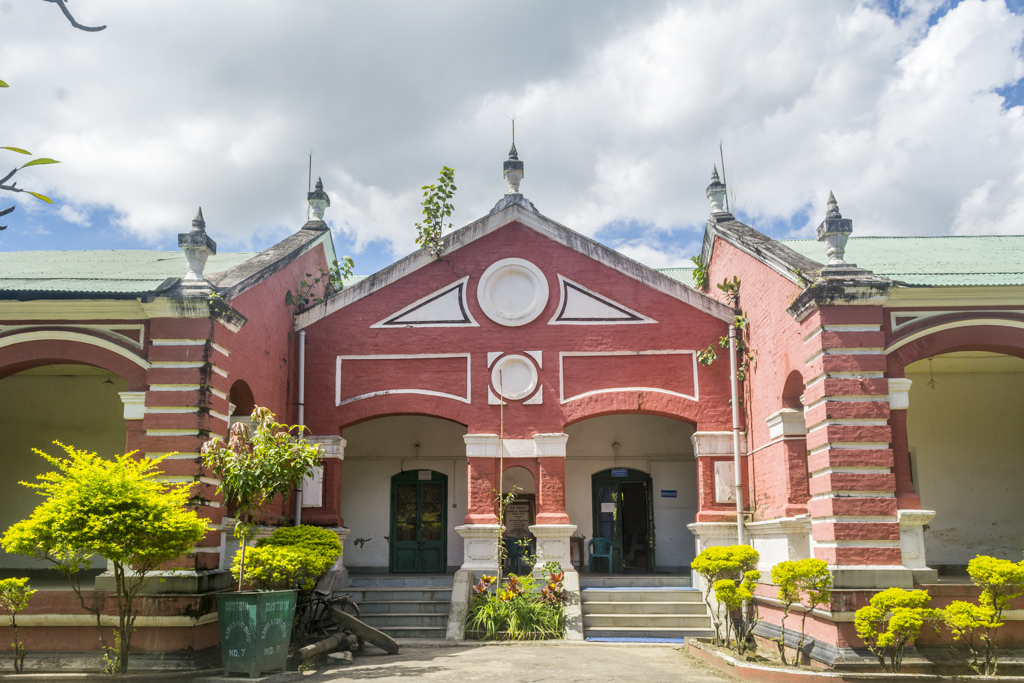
[780,234,1024,241]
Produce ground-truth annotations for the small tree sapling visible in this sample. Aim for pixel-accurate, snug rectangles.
[0,578,35,673]
[2,445,208,674]
[691,545,759,647]
[201,406,323,590]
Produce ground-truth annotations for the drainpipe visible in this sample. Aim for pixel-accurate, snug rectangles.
[729,323,744,545]
[295,329,305,525]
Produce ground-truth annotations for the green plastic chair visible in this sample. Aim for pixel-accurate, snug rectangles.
[504,538,531,575]
[588,537,613,573]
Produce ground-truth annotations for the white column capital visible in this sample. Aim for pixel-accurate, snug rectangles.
[533,433,568,457]
[765,408,807,439]
[888,378,913,410]
[308,435,346,459]
[464,433,569,458]
[118,391,146,420]
[690,431,747,457]
[464,434,499,458]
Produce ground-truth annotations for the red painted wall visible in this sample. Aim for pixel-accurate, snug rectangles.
[302,221,735,439]
[705,238,811,520]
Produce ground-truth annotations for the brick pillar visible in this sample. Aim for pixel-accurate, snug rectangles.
[764,408,811,516]
[119,391,146,454]
[801,306,916,587]
[886,378,921,509]
[456,435,501,572]
[301,436,346,526]
[534,433,570,525]
[691,431,747,522]
[462,434,500,524]
[136,319,231,591]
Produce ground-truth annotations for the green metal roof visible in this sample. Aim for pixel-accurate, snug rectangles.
[778,235,1024,286]
[657,267,697,288]
[0,250,257,295]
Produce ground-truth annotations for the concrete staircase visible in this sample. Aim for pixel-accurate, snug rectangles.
[580,575,714,641]
[339,575,453,640]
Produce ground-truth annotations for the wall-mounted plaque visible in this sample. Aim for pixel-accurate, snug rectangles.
[504,502,533,537]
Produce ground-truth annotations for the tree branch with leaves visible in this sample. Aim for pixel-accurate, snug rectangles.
[1,78,60,231]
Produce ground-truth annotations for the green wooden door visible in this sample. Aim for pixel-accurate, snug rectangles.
[390,471,447,573]
[591,469,655,572]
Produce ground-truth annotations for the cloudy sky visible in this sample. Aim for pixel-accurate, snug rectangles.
[3,0,1024,273]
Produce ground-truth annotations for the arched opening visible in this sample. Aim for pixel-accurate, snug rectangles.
[229,380,255,417]
[781,370,805,410]
[905,351,1024,569]
[340,415,467,573]
[502,466,536,575]
[0,363,128,572]
[565,414,697,574]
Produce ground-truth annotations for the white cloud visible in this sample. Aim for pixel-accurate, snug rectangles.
[2,0,1024,268]
[57,204,91,226]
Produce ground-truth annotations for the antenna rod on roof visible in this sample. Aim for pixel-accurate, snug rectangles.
[719,141,729,213]
[306,149,314,221]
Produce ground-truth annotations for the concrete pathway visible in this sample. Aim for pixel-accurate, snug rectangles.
[306,642,733,682]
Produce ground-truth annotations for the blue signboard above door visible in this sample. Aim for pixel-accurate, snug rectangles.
[611,468,628,477]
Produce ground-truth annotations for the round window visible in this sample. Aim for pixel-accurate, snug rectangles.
[491,354,539,401]
[476,258,549,327]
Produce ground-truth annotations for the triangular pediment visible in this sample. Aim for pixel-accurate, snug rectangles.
[295,201,733,330]
[371,276,477,328]
[550,276,654,324]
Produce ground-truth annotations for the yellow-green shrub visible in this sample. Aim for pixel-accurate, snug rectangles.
[933,555,1024,676]
[854,587,932,673]
[770,558,832,666]
[691,545,760,648]
[233,525,341,592]
[0,577,35,673]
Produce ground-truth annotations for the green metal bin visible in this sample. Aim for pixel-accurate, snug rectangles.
[216,590,296,678]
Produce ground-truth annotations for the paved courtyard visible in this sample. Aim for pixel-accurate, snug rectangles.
[307,642,733,682]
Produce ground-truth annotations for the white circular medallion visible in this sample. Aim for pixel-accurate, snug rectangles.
[476,258,549,327]
[491,354,538,401]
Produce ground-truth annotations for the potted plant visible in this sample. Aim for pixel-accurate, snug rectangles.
[202,406,323,678]
[241,525,342,643]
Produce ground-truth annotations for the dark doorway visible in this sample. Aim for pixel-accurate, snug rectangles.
[591,468,655,572]
[389,470,447,573]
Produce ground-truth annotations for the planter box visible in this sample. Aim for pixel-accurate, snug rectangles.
[216,590,296,678]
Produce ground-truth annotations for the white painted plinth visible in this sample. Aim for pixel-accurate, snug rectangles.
[744,515,812,575]
[455,524,502,573]
[529,524,577,577]
[219,516,276,571]
[687,522,739,592]
[898,509,936,570]
[327,527,351,572]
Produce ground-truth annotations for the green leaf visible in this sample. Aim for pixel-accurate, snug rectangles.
[21,158,60,168]
[26,191,53,204]
[2,147,31,155]
[0,79,8,88]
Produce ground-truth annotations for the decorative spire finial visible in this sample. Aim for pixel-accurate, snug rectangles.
[192,207,206,231]
[503,125,524,194]
[816,191,854,267]
[178,206,217,286]
[826,191,841,220]
[706,164,727,213]
[307,176,331,222]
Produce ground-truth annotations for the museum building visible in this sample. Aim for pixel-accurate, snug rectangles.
[0,148,1021,665]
